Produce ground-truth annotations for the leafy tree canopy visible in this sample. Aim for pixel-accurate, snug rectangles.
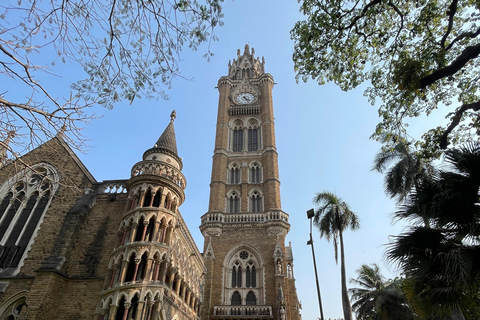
[0,0,223,156]
[291,0,480,158]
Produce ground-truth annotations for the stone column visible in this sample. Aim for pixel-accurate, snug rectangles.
[129,222,138,243]
[107,304,117,320]
[132,258,141,282]
[118,260,128,284]
[121,303,131,320]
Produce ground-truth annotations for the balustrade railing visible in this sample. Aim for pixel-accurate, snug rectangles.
[100,180,127,194]
[213,305,273,318]
[201,211,288,225]
[131,161,186,190]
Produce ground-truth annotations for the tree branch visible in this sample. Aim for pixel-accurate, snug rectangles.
[440,0,458,49]
[439,100,480,149]
[419,42,480,88]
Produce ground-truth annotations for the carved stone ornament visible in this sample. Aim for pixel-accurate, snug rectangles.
[266,227,286,237]
[230,77,261,104]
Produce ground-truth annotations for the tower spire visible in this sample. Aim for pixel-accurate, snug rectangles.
[143,110,182,169]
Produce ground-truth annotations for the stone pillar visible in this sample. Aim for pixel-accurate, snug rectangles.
[109,265,118,287]
[132,258,141,282]
[139,190,146,207]
[121,227,129,245]
[134,301,145,320]
[121,303,131,320]
[160,194,166,207]
[141,220,149,241]
[129,222,138,243]
[153,260,160,281]
[107,304,117,320]
[152,221,160,242]
[118,260,128,284]
[146,258,154,281]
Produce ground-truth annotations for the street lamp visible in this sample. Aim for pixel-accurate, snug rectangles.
[307,208,325,320]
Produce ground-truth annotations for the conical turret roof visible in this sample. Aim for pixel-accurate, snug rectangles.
[143,110,182,169]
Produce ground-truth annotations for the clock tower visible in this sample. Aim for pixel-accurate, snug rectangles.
[200,45,301,320]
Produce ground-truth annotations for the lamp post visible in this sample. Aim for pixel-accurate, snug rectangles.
[307,208,325,320]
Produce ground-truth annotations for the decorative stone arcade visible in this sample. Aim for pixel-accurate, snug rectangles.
[96,112,205,320]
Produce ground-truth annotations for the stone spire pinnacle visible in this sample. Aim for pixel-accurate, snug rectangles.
[143,110,182,169]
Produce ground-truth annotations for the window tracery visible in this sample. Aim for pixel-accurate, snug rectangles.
[0,163,59,274]
[224,246,263,306]
[227,192,240,213]
[249,162,262,183]
[249,191,263,213]
[228,164,240,184]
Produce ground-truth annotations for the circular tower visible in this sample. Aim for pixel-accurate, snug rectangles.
[97,111,203,320]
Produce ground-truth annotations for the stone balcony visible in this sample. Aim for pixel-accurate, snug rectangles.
[212,305,273,319]
[130,160,186,190]
[201,211,289,225]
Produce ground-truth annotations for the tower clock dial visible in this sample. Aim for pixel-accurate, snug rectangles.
[235,92,255,104]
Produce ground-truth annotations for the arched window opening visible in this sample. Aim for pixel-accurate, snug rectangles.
[248,128,258,151]
[229,165,240,184]
[135,218,145,242]
[136,253,148,281]
[246,291,256,305]
[0,297,27,320]
[128,295,140,319]
[145,218,155,242]
[125,253,137,282]
[249,163,261,183]
[231,266,237,287]
[232,129,243,152]
[231,291,241,306]
[143,189,152,207]
[0,162,58,275]
[237,265,242,287]
[115,297,126,320]
[152,190,162,207]
[246,262,256,288]
[249,191,262,213]
[228,192,240,213]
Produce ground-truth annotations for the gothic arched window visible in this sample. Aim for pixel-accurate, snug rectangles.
[0,163,59,276]
[249,191,262,213]
[229,164,240,184]
[232,129,243,152]
[248,128,258,151]
[249,163,261,183]
[224,247,263,306]
[231,291,241,306]
[246,262,256,288]
[246,291,256,305]
[228,192,240,213]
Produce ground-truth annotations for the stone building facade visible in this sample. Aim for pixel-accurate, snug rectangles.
[0,46,301,320]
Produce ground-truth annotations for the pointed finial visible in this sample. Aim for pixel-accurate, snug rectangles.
[251,47,255,56]
[170,110,176,122]
[244,44,250,55]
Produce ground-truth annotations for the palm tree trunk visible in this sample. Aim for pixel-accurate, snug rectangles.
[339,231,353,320]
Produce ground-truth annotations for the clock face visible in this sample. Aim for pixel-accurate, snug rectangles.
[236,92,255,104]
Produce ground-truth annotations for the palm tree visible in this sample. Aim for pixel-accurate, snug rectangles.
[349,264,414,320]
[313,191,360,320]
[372,142,435,204]
[387,143,480,320]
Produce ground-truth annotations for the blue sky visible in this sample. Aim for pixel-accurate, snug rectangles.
[5,0,446,319]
